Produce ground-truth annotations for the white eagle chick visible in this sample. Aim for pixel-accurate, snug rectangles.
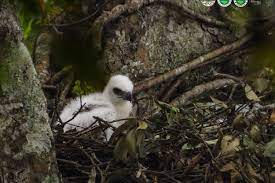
[60,75,133,140]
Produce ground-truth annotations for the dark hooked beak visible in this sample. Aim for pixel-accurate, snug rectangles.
[122,92,133,102]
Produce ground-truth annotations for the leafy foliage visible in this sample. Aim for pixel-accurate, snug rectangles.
[72,80,96,96]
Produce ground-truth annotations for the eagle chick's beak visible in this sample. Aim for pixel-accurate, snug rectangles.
[122,92,133,102]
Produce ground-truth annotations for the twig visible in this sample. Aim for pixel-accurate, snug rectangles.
[79,148,104,183]
[45,0,112,28]
[170,79,236,107]
[228,84,238,101]
[58,72,74,112]
[57,158,91,175]
[157,0,227,27]
[213,71,245,86]
[134,34,252,93]
[161,77,183,102]
[161,48,251,102]
[60,102,87,128]
[93,116,116,130]
[183,154,202,175]
[42,85,57,90]
[143,169,182,183]
[48,65,73,84]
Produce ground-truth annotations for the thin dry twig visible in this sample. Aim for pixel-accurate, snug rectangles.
[45,0,112,28]
[48,65,73,84]
[170,79,236,107]
[58,72,74,111]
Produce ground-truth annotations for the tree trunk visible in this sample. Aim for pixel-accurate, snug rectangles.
[0,2,60,182]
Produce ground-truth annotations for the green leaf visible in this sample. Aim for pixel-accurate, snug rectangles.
[114,138,128,161]
[264,139,275,161]
[125,129,137,156]
[253,78,270,93]
[242,136,256,150]
[23,18,34,40]
[113,129,137,161]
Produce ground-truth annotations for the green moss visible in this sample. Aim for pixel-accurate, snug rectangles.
[0,41,59,181]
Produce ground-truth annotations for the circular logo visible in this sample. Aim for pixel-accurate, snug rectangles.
[234,0,248,7]
[201,0,216,7]
[217,0,232,7]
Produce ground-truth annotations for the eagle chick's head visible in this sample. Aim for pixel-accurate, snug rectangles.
[104,75,134,104]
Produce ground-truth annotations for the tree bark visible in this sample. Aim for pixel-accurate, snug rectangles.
[0,2,60,182]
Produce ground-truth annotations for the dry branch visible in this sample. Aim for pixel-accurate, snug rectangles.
[170,79,236,107]
[33,32,52,84]
[134,34,252,93]
[57,73,74,112]
[49,65,73,84]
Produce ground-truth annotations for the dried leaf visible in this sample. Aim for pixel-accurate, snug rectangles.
[245,85,260,102]
[232,113,245,129]
[220,162,241,182]
[220,135,240,156]
[249,125,261,142]
[270,110,275,124]
[246,163,263,182]
[136,169,142,178]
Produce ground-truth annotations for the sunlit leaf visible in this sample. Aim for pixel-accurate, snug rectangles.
[220,135,240,156]
[137,121,148,130]
[245,85,260,102]
[249,125,261,142]
[270,110,275,124]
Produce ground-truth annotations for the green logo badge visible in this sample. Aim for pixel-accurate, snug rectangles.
[234,0,248,7]
[218,0,232,7]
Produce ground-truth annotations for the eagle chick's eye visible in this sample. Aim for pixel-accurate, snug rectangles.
[113,87,123,95]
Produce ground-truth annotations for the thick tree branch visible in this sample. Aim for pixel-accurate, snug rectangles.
[33,32,52,84]
[0,2,60,182]
[134,34,252,93]
[0,2,22,42]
